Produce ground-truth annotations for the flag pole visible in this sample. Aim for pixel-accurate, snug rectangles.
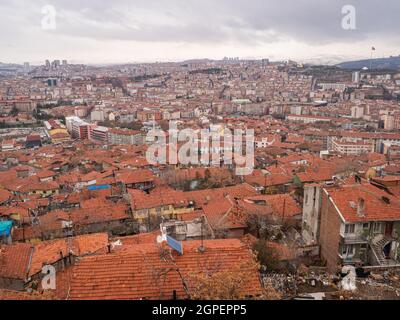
[370,47,375,71]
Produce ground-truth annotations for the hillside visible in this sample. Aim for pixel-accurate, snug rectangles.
[337,56,400,70]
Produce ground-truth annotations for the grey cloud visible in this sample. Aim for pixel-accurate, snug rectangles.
[0,0,399,62]
[37,0,400,44]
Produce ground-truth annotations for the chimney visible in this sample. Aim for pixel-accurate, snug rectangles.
[357,198,365,217]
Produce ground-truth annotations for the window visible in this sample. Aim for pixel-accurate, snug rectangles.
[373,222,383,233]
[363,223,369,230]
[345,224,355,234]
[342,244,355,257]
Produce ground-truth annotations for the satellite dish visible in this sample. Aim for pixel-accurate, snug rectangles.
[157,234,167,244]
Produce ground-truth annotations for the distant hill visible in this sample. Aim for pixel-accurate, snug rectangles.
[337,56,400,70]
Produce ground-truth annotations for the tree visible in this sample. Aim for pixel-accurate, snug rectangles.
[9,106,18,116]
[253,239,281,272]
[158,120,170,132]
[188,259,280,300]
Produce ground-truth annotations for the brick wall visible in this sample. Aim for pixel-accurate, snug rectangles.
[319,190,342,273]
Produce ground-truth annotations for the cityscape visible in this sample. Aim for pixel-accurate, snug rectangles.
[1,0,400,305]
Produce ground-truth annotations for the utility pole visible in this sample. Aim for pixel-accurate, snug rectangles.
[282,197,286,224]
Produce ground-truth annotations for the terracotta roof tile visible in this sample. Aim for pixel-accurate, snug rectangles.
[68,239,262,300]
[326,183,400,222]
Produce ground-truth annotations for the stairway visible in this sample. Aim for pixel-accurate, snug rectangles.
[371,236,392,265]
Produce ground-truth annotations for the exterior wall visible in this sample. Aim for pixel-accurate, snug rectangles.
[40,220,136,241]
[108,133,143,145]
[91,110,105,122]
[133,205,194,223]
[214,228,245,239]
[302,184,322,245]
[319,190,342,272]
[332,140,375,155]
[287,115,331,124]
[29,189,58,197]
[0,277,25,291]
[89,127,108,143]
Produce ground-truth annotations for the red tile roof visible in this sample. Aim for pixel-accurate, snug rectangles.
[29,233,109,277]
[0,289,58,300]
[68,239,262,300]
[182,183,257,208]
[115,169,154,185]
[246,194,302,218]
[0,189,12,203]
[0,243,33,280]
[202,197,246,230]
[325,183,400,222]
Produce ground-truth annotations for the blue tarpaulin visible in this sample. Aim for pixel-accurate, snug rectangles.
[0,221,13,237]
[87,185,111,191]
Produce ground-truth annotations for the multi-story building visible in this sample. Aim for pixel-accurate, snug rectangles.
[107,128,143,145]
[287,114,332,124]
[304,181,400,272]
[89,126,108,144]
[351,105,364,119]
[302,183,323,245]
[65,116,90,140]
[1,139,16,152]
[44,119,70,143]
[383,114,395,130]
[331,138,375,155]
[91,109,106,122]
[137,110,162,122]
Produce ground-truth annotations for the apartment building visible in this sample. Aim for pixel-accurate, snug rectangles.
[331,139,375,155]
[287,114,332,124]
[107,128,143,145]
[89,126,108,144]
[316,182,400,272]
[65,116,91,140]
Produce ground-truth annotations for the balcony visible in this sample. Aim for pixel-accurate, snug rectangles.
[341,232,368,244]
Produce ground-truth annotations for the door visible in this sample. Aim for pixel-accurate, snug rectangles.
[385,222,394,237]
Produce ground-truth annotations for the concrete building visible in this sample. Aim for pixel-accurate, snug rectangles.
[352,71,360,84]
[107,128,143,145]
[302,184,323,245]
[65,116,91,140]
[351,106,364,119]
[290,105,302,116]
[332,139,375,155]
[383,114,395,131]
[89,126,108,144]
[91,109,106,122]
[287,114,331,124]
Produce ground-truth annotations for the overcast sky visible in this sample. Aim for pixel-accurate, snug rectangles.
[0,0,399,65]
